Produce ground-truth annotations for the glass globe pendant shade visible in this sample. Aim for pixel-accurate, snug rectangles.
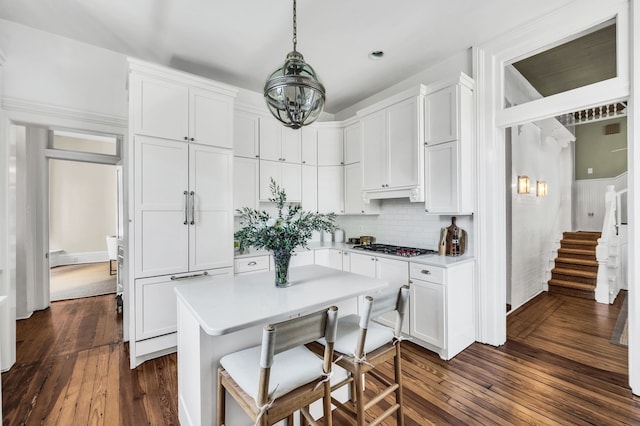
[264,50,326,129]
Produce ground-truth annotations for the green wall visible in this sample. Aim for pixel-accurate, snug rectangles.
[575,117,627,180]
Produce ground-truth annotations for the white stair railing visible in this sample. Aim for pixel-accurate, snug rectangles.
[595,185,623,304]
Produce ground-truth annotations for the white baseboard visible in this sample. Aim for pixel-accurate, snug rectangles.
[51,251,109,267]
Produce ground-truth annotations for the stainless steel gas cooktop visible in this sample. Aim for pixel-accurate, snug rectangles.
[352,244,437,257]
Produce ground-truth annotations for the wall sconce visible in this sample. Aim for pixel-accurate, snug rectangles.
[517,176,530,194]
[537,180,548,197]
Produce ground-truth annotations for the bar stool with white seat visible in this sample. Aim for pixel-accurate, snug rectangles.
[217,305,345,426]
[317,285,410,426]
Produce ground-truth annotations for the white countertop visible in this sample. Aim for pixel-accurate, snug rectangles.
[175,264,390,336]
[235,242,475,267]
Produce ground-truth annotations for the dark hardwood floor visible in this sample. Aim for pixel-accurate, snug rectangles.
[2,291,639,425]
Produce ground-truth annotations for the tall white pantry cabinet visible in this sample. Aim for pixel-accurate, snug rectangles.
[127,59,238,367]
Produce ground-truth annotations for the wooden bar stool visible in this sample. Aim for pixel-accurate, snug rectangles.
[217,305,346,426]
[315,285,410,426]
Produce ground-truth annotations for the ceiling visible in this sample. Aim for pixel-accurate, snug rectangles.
[0,0,577,114]
[513,23,616,97]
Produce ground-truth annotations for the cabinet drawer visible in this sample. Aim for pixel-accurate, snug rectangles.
[235,256,270,274]
[135,268,231,341]
[410,263,444,284]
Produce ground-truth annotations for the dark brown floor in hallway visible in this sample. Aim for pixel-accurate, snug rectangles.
[2,291,639,425]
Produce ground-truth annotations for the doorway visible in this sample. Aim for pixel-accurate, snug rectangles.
[474,0,637,393]
[13,125,122,317]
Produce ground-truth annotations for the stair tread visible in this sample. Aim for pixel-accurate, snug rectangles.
[555,258,598,267]
[548,279,596,291]
[558,248,596,254]
[551,267,597,278]
[562,239,598,245]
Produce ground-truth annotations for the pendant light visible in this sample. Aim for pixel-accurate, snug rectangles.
[264,0,325,129]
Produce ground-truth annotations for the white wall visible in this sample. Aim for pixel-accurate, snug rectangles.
[49,152,117,265]
[336,199,473,253]
[334,49,472,121]
[510,122,573,310]
[0,19,128,119]
[574,173,627,231]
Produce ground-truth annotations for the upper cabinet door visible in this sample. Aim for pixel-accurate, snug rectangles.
[280,163,302,202]
[317,127,344,166]
[425,84,458,145]
[301,126,318,165]
[189,88,233,149]
[425,141,458,213]
[281,127,302,164]
[259,118,282,161]
[361,110,387,190]
[233,157,259,212]
[233,110,260,159]
[343,123,361,165]
[133,75,189,142]
[387,97,419,188]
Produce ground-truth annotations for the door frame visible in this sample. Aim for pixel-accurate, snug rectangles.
[473,0,638,393]
[0,104,126,371]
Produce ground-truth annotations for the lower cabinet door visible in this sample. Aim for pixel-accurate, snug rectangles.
[135,268,231,341]
[410,278,444,348]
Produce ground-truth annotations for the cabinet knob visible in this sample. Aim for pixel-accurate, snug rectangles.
[302,161,306,164]
[190,137,195,141]
[371,258,375,261]
[361,210,365,213]
[184,136,188,140]
[425,209,429,212]
[421,269,431,275]
[255,155,260,158]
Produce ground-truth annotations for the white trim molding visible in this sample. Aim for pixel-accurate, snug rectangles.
[473,0,632,357]
[2,97,128,129]
[50,251,109,268]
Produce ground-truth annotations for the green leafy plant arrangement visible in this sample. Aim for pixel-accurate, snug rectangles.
[235,179,336,286]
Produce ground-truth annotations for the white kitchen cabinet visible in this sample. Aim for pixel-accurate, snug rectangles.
[131,72,234,149]
[317,125,344,166]
[359,92,424,201]
[424,84,458,145]
[233,157,259,212]
[135,268,231,341]
[259,160,302,202]
[301,126,318,165]
[234,255,270,274]
[301,164,318,212]
[349,253,410,334]
[343,121,361,165]
[259,117,301,163]
[344,163,380,215]
[424,74,474,214]
[317,166,344,214]
[233,109,260,159]
[129,59,237,368]
[314,249,345,271]
[409,261,475,360]
[290,250,315,268]
[134,136,234,278]
[361,110,386,191]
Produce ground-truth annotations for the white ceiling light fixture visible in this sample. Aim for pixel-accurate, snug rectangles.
[264,0,325,129]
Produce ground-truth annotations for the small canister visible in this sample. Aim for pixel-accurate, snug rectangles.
[322,230,333,242]
[334,229,344,243]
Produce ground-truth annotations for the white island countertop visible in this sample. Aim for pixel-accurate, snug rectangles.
[175,264,390,336]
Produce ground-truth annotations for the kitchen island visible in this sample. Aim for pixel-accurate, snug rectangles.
[175,264,390,426]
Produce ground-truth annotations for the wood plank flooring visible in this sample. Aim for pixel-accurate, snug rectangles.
[2,291,639,425]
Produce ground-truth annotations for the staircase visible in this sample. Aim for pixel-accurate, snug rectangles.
[548,231,601,299]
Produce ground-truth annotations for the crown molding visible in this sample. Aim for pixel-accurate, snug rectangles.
[2,97,128,129]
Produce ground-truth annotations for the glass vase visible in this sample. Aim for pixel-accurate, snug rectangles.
[272,250,292,288]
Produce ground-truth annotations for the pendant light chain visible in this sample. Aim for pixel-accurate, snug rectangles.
[292,0,297,52]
